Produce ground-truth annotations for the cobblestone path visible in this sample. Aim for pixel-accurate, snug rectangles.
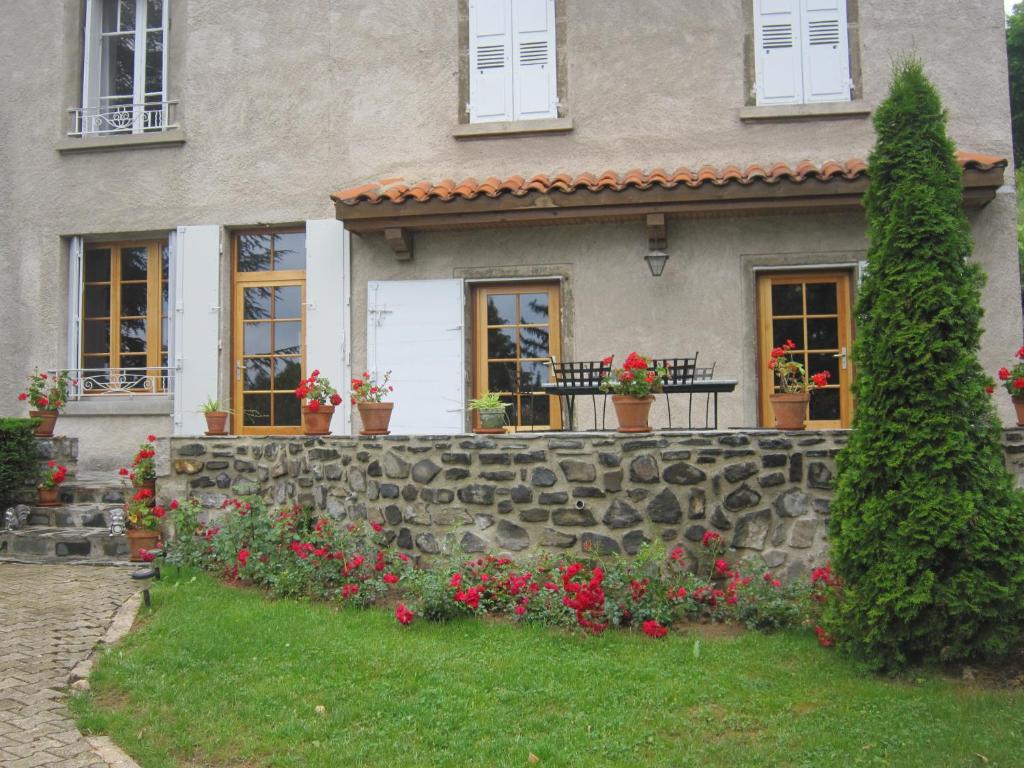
[0,564,139,767]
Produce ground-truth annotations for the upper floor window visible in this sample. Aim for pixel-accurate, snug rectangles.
[73,0,172,136]
[468,0,557,123]
[753,0,851,106]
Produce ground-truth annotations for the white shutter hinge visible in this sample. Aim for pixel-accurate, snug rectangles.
[465,102,472,115]
[446,325,463,332]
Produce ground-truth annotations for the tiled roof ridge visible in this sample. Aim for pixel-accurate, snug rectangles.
[332,151,1007,206]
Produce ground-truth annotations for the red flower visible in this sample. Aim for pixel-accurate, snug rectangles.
[814,625,834,648]
[395,603,414,625]
[170,499,179,510]
[1017,346,1024,360]
[669,547,684,562]
[642,620,668,638]
[37,396,48,407]
[308,400,320,413]
[514,604,527,616]
[450,572,462,588]
[371,522,383,532]
[986,385,994,395]
[383,572,398,584]
[601,355,613,366]
[810,371,831,388]
[701,530,722,548]
[153,506,166,519]
[330,393,342,406]
[147,434,156,443]
[17,392,26,401]
[48,460,56,467]
[714,558,730,577]
[1014,377,1024,392]
[138,549,156,562]
[237,548,250,566]
[999,367,1011,381]
[311,369,320,377]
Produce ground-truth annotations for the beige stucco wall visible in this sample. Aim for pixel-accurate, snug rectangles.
[0,0,1020,466]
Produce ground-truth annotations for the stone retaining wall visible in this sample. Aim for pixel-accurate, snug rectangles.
[164,429,1024,578]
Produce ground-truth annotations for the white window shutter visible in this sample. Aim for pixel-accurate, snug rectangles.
[367,280,465,434]
[800,0,850,103]
[512,0,557,120]
[172,225,220,436]
[305,219,352,435]
[166,229,177,395]
[469,0,514,123]
[66,237,84,384]
[754,0,803,105]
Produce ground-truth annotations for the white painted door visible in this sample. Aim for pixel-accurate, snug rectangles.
[367,279,465,434]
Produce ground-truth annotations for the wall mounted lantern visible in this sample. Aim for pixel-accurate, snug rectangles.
[645,213,669,277]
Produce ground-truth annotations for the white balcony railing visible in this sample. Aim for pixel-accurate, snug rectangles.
[48,367,173,400]
[68,101,178,137]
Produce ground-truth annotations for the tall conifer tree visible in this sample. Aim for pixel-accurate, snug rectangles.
[828,59,1024,670]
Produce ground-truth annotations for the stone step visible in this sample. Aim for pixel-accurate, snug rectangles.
[0,526,130,564]
[54,469,128,504]
[25,503,116,529]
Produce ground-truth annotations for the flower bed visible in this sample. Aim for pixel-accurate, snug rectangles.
[167,495,837,641]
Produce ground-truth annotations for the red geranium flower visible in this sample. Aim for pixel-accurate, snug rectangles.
[308,400,320,413]
[330,393,342,406]
[147,434,156,443]
[642,620,668,638]
[17,392,27,401]
[395,603,414,625]
[237,548,250,566]
[999,367,1011,381]
[383,572,398,584]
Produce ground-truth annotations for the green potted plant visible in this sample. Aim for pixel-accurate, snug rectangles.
[351,370,394,436]
[37,460,68,507]
[201,396,230,435]
[468,392,510,434]
[295,369,343,435]
[600,352,667,433]
[17,370,72,437]
[996,346,1024,426]
[767,340,831,430]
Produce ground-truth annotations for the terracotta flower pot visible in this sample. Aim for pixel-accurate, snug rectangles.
[127,529,161,562]
[302,404,335,435]
[612,395,654,433]
[37,487,60,507]
[1013,396,1024,427]
[204,410,229,435]
[358,402,394,436]
[770,392,810,430]
[29,410,58,438]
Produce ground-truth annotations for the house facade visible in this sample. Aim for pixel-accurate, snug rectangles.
[0,0,1020,469]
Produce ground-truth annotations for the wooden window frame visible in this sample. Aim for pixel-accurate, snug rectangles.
[80,239,166,391]
[471,281,562,431]
[231,228,307,436]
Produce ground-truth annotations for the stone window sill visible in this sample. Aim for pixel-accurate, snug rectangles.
[56,129,186,154]
[453,117,573,140]
[739,102,870,123]
[63,396,173,417]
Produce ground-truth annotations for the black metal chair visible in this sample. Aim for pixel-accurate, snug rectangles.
[548,357,614,430]
[512,369,541,430]
[689,362,716,429]
[650,356,698,428]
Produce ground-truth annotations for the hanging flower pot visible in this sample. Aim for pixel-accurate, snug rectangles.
[29,410,59,438]
[127,529,161,562]
[770,392,810,430]
[302,404,335,435]
[612,395,655,433]
[358,402,394,436]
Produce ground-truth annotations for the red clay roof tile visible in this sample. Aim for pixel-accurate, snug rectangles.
[332,152,1007,206]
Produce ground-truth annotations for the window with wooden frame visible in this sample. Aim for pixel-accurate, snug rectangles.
[232,229,307,434]
[472,282,561,430]
[80,241,167,390]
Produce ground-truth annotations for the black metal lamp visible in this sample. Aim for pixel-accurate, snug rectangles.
[644,248,669,277]
[645,213,669,277]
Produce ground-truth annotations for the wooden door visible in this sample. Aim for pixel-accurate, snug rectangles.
[232,230,307,435]
[757,271,854,429]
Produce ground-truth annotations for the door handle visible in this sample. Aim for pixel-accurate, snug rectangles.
[235,361,243,381]
[833,347,848,370]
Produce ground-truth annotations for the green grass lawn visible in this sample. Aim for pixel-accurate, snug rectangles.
[72,568,1023,768]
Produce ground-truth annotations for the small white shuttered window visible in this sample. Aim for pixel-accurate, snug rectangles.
[754,0,850,106]
[469,0,557,123]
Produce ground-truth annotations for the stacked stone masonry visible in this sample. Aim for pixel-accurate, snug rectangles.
[165,430,1024,578]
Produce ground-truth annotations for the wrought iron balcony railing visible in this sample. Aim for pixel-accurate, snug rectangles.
[68,101,179,137]
[48,367,173,400]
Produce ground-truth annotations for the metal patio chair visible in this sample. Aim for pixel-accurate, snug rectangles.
[650,355,698,428]
[548,356,614,430]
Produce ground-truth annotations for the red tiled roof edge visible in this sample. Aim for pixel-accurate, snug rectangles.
[332,152,1007,206]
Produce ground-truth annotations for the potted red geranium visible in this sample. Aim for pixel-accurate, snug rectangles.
[37,460,68,507]
[352,370,394,435]
[295,369,342,435]
[600,352,666,433]
[124,488,164,562]
[17,370,72,437]
[119,435,158,495]
[996,346,1024,426]
[767,340,831,430]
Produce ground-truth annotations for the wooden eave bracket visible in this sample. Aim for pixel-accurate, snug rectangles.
[384,227,413,261]
[646,213,667,251]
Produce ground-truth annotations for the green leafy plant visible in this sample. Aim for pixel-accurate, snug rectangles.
[827,58,1024,671]
[0,417,41,507]
[200,396,232,414]
[468,393,509,411]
